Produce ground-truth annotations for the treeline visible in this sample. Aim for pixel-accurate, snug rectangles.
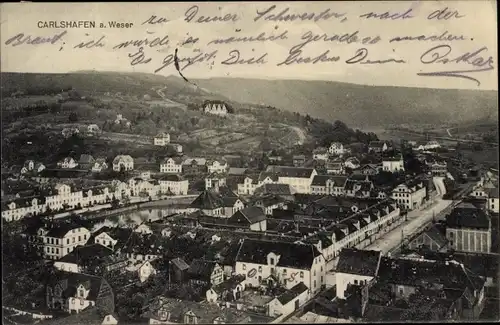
[2,102,62,124]
[7,85,73,97]
[308,118,379,146]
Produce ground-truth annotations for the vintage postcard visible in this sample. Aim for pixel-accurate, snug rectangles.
[1,1,498,324]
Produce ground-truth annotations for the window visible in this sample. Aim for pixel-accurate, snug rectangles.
[270,258,275,265]
[449,232,453,238]
[258,266,262,273]
[283,269,287,274]
[72,238,75,243]
[354,279,358,285]
[66,238,70,244]
[320,266,323,272]
[313,270,316,276]
[314,280,317,288]
[321,276,324,283]
[242,264,246,271]
[300,272,304,278]
[80,299,84,306]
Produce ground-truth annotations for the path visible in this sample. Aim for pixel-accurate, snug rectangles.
[446,128,453,137]
[290,126,307,145]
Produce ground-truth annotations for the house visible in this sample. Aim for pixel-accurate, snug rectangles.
[57,157,78,169]
[22,160,45,174]
[2,196,46,222]
[87,124,100,134]
[313,147,329,161]
[344,175,374,198]
[368,141,390,153]
[126,259,161,283]
[78,154,95,170]
[252,195,287,215]
[202,100,229,116]
[144,296,253,324]
[486,187,499,213]
[170,257,190,283]
[391,180,427,210]
[46,271,114,314]
[182,158,207,174]
[382,155,405,173]
[416,140,441,151]
[187,259,224,286]
[428,160,448,176]
[310,175,332,195]
[160,157,183,174]
[445,205,492,253]
[222,195,245,218]
[264,165,318,194]
[253,183,294,200]
[235,239,326,294]
[91,158,108,173]
[206,274,246,303]
[228,206,267,231]
[407,224,449,252]
[112,155,134,172]
[325,160,345,175]
[205,173,227,191]
[158,174,189,195]
[329,142,346,155]
[41,223,90,260]
[344,157,361,170]
[190,189,225,217]
[356,164,380,176]
[207,159,229,174]
[237,175,259,195]
[376,256,486,320]
[154,132,171,146]
[53,244,127,274]
[292,155,306,167]
[90,226,133,251]
[267,282,310,317]
[335,248,382,299]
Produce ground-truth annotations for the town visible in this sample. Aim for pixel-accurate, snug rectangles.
[2,86,499,325]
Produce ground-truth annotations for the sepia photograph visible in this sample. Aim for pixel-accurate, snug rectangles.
[1,1,498,324]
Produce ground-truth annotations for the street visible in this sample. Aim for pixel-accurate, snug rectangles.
[364,198,454,254]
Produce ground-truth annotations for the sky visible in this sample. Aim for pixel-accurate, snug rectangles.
[1,1,498,90]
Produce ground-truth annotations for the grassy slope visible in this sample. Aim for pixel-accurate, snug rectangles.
[191,77,498,127]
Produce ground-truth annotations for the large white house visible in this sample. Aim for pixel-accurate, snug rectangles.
[153,132,171,146]
[58,157,78,169]
[264,166,318,194]
[112,155,134,171]
[160,157,183,174]
[158,174,189,195]
[382,156,405,173]
[38,224,90,260]
[207,159,229,174]
[235,239,326,294]
[335,248,382,299]
[391,180,427,210]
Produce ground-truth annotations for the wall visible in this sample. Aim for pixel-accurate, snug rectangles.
[335,273,374,299]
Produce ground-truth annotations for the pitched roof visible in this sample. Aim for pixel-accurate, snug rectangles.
[46,223,87,238]
[446,207,490,229]
[213,274,246,293]
[258,171,279,182]
[47,271,108,302]
[231,206,266,224]
[181,158,207,166]
[277,282,309,305]
[377,256,486,292]
[187,259,218,280]
[57,244,114,264]
[311,175,332,186]
[236,239,321,270]
[422,225,448,248]
[158,174,184,182]
[336,248,382,276]
[266,165,315,178]
[171,257,190,270]
[254,183,292,196]
[79,154,95,164]
[190,190,223,210]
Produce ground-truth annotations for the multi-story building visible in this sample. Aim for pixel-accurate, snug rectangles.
[160,157,183,174]
[391,180,427,210]
[207,159,229,174]
[46,271,114,314]
[205,173,227,191]
[202,100,229,116]
[112,155,134,171]
[237,175,259,195]
[311,175,347,196]
[181,158,207,174]
[153,132,171,146]
[158,174,189,195]
[235,239,326,294]
[39,223,90,260]
[264,166,317,194]
[382,156,405,173]
[446,205,492,253]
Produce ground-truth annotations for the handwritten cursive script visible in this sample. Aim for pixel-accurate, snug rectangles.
[418,44,495,86]
[345,48,406,65]
[4,30,67,47]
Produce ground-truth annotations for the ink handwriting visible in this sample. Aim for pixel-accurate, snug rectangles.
[154,49,218,73]
[418,45,494,85]
[4,30,67,47]
[345,48,406,64]
[220,50,268,65]
[184,5,239,23]
[255,5,346,22]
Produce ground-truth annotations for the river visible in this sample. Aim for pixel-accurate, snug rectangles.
[90,207,179,231]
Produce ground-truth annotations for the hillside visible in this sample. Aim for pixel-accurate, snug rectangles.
[191,77,498,127]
